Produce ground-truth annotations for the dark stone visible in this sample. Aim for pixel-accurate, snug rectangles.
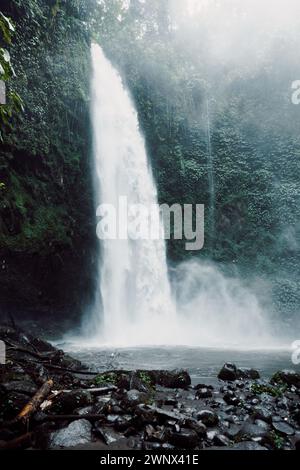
[50,419,92,448]
[94,424,124,445]
[197,410,219,427]
[169,428,199,448]
[223,391,239,405]
[196,387,213,399]
[146,405,185,422]
[2,374,37,396]
[254,419,270,431]
[53,390,93,414]
[194,384,214,391]
[237,368,260,380]
[272,421,295,436]
[164,397,178,406]
[144,424,167,443]
[114,414,135,431]
[225,424,241,438]
[252,406,272,423]
[270,370,300,388]
[239,422,269,439]
[184,418,207,436]
[230,441,268,450]
[122,389,149,409]
[218,363,238,381]
[152,370,191,389]
[213,434,231,447]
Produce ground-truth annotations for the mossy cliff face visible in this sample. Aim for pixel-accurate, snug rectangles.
[0,0,97,322]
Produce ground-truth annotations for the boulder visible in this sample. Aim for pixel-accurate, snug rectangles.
[122,389,149,409]
[49,419,92,448]
[197,410,219,427]
[53,390,93,414]
[152,370,191,389]
[270,370,300,388]
[218,363,238,381]
[196,387,213,399]
[272,421,295,436]
[169,428,199,448]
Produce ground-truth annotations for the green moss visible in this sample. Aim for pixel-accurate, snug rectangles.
[93,372,118,386]
[250,382,287,398]
[137,371,153,388]
[270,431,285,450]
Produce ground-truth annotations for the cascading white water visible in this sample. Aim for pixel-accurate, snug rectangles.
[90,44,178,345]
[80,43,280,350]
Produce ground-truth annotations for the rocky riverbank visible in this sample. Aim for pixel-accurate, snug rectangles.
[0,324,299,450]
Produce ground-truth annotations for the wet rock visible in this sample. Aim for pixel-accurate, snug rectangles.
[272,421,295,436]
[50,419,92,448]
[117,372,152,393]
[271,370,300,388]
[122,389,149,409]
[223,391,239,406]
[53,390,93,413]
[164,397,178,406]
[213,434,230,447]
[218,363,238,381]
[152,370,191,389]
[207,430,218,441]
[114,414,135,431]
[225,424,241,439]
[238,368,260,380]
[146,405,185,422]
[184,418,207,436]
[75,406,94,416]
[196,387,213,399]
[94,424,123,445]
[169,428,199,448]
[254,419,270,431]
[197,410,219,427]
[230,441,267,450]
[144,424,168,443]
[251,398,260,406]
[194,384,214,391]
[0,391,29,419]
[1,374,37,396]
[252,406,272,423]
[239,422,269,439]
[106,414,120,424]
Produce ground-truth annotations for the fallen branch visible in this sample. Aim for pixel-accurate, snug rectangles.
[7,345,58,361]
[56,386,117,395]
[8,355,99,375]
[26,361,100,375]
[6,379,54,426]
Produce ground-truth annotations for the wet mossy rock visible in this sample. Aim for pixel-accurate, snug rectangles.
[92,370,191,390]
[270,370,300,388]
[0,0,97,323]
[218,363,260,382]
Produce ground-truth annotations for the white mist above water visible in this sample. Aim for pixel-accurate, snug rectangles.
[80,44,279,350]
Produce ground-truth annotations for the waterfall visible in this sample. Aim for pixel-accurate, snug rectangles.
[90,44,177,345]
[75,43,278,350]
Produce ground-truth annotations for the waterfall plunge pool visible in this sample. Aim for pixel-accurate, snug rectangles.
[61,344,299,387]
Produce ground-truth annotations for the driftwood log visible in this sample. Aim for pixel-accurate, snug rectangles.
[4,379,54,427]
